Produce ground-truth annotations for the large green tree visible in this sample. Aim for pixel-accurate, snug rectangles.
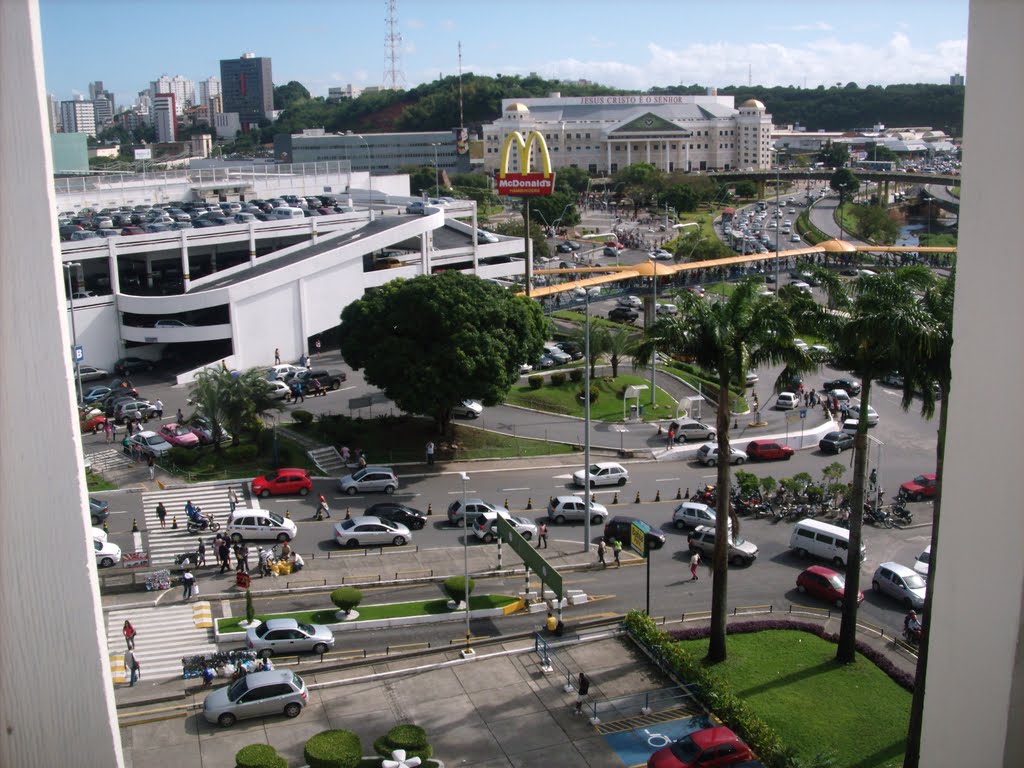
[189,367,283,449]
[854,205,900,244]
[338,272,548,434]
[555,166,592,195]
[830,168,860,204]
[818,140,851,168]
[808,266,939,663]
[528,191,580,230]
[635,280,805,662]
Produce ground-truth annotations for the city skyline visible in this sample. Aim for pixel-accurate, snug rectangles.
[40,0,968,110]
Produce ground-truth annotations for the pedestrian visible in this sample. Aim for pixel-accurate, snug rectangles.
[612,538,622,567]
[110,421,117,443]
[238,543,249,574]
[573,672,591,715]
[290,551,305,571]
[425,440,435,466]
[314,338,321,358]
[280,540,292,560]
[357,451,367,470]
[228,487,238,514]
[147,453,155,481]
[197,539,206,567]
[156,501,167,529]
[597,538,607,567]
[104,419,111,444]
[154,399,163,419]
[122,620,137,650]
[689,550,701,581]
[295,381,304,403]
[124,648,141,687]
[340,445,351,465]
[667,427,675,447]
[315,494,330,520]
[538,522,548,549]
[274,347,281,365]
[176,408,184,424]
[218,540,231,574]
[181,568,195,600]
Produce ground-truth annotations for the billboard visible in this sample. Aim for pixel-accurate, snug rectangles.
[496,130,555,196]
[134,148,152,161]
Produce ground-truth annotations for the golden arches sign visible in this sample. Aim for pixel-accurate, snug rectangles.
[496,130,555,196]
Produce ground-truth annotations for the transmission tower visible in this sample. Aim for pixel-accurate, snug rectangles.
[383,0,404,90]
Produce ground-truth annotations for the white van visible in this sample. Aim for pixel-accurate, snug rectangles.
[270,207,305,220]
[225,510,298,543]
[789,519,865,567]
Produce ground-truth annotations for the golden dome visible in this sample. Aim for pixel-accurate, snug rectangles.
[740,99,766,110]
[505,102,530,113]
[819,239,857,253]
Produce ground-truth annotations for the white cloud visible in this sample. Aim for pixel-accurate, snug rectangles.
[405,17,425,29]
[791,21,834,31]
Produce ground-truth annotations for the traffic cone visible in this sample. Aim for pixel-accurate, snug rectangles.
[686,487,690,499]
[345,508,351,520]
[427,503,433,516]
[172,516,178,529]
[612,493,619,505]
[504,498,509,510]
[285,509,291,519]
[634,491,641,504]
[157,480,166,490]
[131,517,139,533]
[654,490,661,503]
[526,497,533,510]
[103,520,109,533]
[676,487,683,500]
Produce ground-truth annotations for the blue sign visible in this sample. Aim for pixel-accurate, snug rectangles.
[72,345,84,362]
[799,409,807,419]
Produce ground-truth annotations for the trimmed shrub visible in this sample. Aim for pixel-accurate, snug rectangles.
[168,446,201,467]
[569,368,584,383]
[330,587,362,615]
[550,371,567,386]
[528,375,544,390]
[373,724,433,761]
[245,589,255,624]
[235,743,287,768]
[230,444,259,461]
[303,729,362,768]
[442,575,474,604]
[578,384,599,403]
[292,409,314,426]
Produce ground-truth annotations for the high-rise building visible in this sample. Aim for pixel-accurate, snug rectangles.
[950,72,965,86]
[88,80,115,113]
[92,97,113,129]
[152,93,177,143]
[219,53,273,131]
[47,93,61,133]
[150,75,194,115]
[198,76,222,116]
[60,98,96,136]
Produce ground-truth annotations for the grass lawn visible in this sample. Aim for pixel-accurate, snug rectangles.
[217,594,519,634]
[702,281,739,298]
[86,470,117,492]
[551,310,642,332]
[166,434,316,482]
[675,630,911,767]
[505,373,677,422]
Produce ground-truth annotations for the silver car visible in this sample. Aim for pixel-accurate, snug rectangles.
[546,495,608,525]
[202,669,308,727]
[333,516,412,548]
[338,466,399,495]
[246,618,335,658]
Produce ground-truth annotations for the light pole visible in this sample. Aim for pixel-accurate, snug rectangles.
[430,142,442,197]
[583,287,600,553]
[775,168,781,286]
[459,471,472,654]
[63,262,83,403]
[355,134,373,221]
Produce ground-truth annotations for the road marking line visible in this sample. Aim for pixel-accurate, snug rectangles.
[501,487,531,491]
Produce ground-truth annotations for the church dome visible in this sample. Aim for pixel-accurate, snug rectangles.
[740,99,766,110]
[505,102,530,113]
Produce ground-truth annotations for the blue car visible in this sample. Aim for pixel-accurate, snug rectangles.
[83,386,113,404]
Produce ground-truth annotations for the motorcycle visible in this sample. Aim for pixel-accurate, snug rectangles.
[865,506,894,528]
[891,499,914,525]
[691,485,716,505]
[186,508,220,534]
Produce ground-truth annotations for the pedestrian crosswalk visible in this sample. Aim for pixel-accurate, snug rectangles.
[85,447,132,473]
[108,602,219,682]
[141,483,251,566]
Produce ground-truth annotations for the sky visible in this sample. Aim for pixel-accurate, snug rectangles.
[39,0,969,107]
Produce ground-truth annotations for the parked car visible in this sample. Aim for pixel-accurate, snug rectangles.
[79,410,107,433]
[77,365,109,382]
[446,498,508,526]
[116,400,158,424]
[94,537,122,568]
[89,497,109,525]
[672,502,716,530]
[872,562,927,609]
[114,357,154,375]
[608,306,639,323]
[251,469,312,498]
[187,416,231,445]
[292,368,346,390]
[696,444,747,466]
[914,545,932,578]
[365,502,427,530]
[818,431,855,454]
[899,473,937,501]
[472,510,537,543]
[246,619,335,658]
[154,319,191,328]
[451,399,483,419]
[671,420,716,442]
[82,385,114,404]
[846,402,879,426]
[687,525,758,566]
[202,669,308,727]
[604,515,666,550]
[796,565,863,608]
[334,516,412,547]
[266,364,306,381]
[647,725,753,768]
[823,378,862,396]
[225,510,298,543]
[556,240,581,252]
[546,496,609,525]
[338,466,399,496]
[745,439,794,461]
[775,392,800,410]
[124,431,172,458]
[573,462,629,488]
[158,423,201,448]
[266,380,292,400]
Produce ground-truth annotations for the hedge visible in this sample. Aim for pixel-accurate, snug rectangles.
[235,744,287,768]
[569,368,584,383]
[292,409,314,426]
[528,375,544,390]
[304,730,362,768]
[373,724,433,761]
[442,575,475,603]
[550,371,567,386]
[330,587,363,614]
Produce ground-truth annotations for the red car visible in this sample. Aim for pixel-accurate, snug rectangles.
[796,565,864,608]
[159,423,201,448]
[251,468,312,498]
[79,410,107,433]
[899,473,937,501]
[745,439,794,461]
[648,726,753,768]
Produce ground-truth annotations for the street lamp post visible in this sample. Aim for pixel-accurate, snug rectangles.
[459,471,472,655]
[430,142,441,198]
[354,134,373,221]
[775,169,781,286]
[63,262,83,403]
[583,287,600,553]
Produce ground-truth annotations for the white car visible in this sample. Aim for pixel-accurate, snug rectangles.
[472,510,537,543]
[334,516,412,548]
[655,303,679,316]
[266,380,292,400]
[546,496,609,525]
[790,233,802,242]
[77,365,109,381]
[914,545,931,578]
[696,444,748,466]
[94,537,122,568]
[810,344,831,358]
[776,392,800,410]
[791,281,811,292]
[451,399,483,419]
[154,319,191,328]
[847,402,879,426]
[266,364,305,381]
[125,430,173,457]
[794,339,809,352]
[573,462,629,488]
[617,295,642,308]
[226,510,298,543]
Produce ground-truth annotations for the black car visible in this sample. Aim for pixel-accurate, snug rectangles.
[608,307,639,323]
[819,431,855,454]
[365,502,427,530]
[603,515,666,551]
[293,368,347,390]
[556,241,581,253]
[823,378,862,396]
[556,341,583,360]
[114,357,154,375]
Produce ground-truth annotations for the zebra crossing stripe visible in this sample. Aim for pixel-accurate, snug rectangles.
[141,483,250,565]
[108,603,220,681]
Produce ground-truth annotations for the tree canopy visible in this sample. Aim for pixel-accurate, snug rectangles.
[817,140,851,168]
[338,272,548,433]
[830,168,860,202]
[188,367,283,449]
[528,191,581,229]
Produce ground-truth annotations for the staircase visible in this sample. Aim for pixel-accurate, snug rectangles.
[276,426,345,476]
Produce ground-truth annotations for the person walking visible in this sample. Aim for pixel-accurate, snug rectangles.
[147,453,155,481]
[612,539,622,567]
[228,487,238,514]
[176,408,184,424]
[597,538,607,567]
[538,522,548,549]
[573,672,591,715]
[122,620,137,650]
[689,550,701,581]
[181,568,195,600]
[315,494,330,520]
[314,338,321,359]
[274,348,281,365]
[154,399,163,419]
[425,440,435,466]
[156,502,167,529]
[197,539,207,567]
[294,381,304,403]
[238,543,250,574]
[104,419,111,444]
[218,539,231,574]
[124,648,141,687]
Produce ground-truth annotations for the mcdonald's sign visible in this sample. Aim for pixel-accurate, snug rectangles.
[496,130,556,196]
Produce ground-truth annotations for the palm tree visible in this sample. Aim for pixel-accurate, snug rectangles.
[574,325,609,380]
[808,265,938,663]
[900,271,954,768]
[635,279,805,663]
[603,326,638,378]
[189,367,283,449]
